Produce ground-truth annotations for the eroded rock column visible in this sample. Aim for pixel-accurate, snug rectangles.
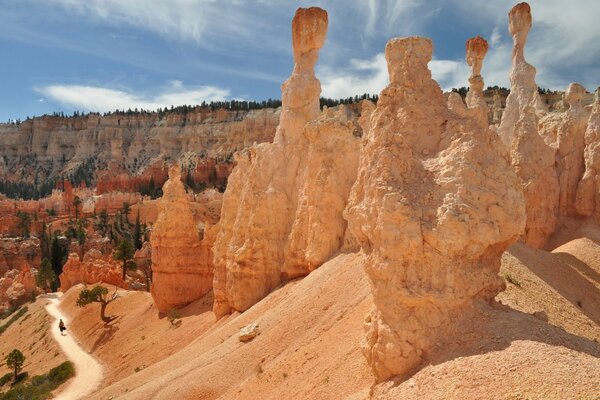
[344,37,525,382]
[150,165,212,312]
[212,7,331,316]
[498,2,559,248]
[465,36,489,126]
[498,2,546,146]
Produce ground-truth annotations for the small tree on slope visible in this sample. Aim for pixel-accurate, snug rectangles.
[114,239,136,280]
[76,285,118,323]
[6,349,25,381]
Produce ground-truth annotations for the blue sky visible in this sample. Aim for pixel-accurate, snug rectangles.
[1,0,598,121]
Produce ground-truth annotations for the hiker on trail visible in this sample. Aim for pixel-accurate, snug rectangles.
[59,319,67,335]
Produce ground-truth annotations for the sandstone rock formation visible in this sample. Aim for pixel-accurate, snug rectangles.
[465,36,489,126]
[214,7,362,317]
[150,165,213,312]
[509,104,559,248]
[538,83,590,216]
[283,105,361,278]
[576,88,600,218]
[495,2,559,248]
[59,250,124,292]
[344,36,525,381]
[0,108,279,187]
[498,2,546,147]
[0,264,39,311]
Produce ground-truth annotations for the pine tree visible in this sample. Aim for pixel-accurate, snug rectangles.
[134,211,142,250]
[36,258,57,291]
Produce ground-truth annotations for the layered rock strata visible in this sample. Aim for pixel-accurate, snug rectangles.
[214,7,360,317]
[150,165,213,312]
[344,36,525,381]
[59,250,124,292]
[0,108,279,185]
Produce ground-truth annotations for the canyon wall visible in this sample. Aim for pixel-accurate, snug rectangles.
[0,107,279,187]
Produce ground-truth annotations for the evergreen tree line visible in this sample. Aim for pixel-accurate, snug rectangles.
[451,86,559,97]
[4,93,385,124]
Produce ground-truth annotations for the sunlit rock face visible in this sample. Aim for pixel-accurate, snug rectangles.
[498,2,546,148]
[538,83,590,217]
[576,89,600,218]
[150,165,213,313]
[212,7,363,317]
[59,250,124,292]
[494,2,558,249]
[344,36,525,382]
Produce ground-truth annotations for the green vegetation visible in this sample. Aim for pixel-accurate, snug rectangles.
[15,211,30,238]
[166,308,182,326]
[0,307,28,335]
[0,361,75,400]
[36,259,57,292]
[50,234,68,282]
[133,211,143,251]
[0,373,13,387]
[114,239,136,280]
[76,285,118,323]
[5,350,24,381]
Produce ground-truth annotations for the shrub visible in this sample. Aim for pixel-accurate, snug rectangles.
[0,361,74,400]
[166,308,182,326]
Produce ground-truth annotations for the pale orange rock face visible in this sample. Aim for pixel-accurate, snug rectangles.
[344,36,525,381]
[465,36,489,126]
[59,250,124,292]
[150,165,213,312]
[0,263,38,311]
[498,2,546,148]
[538,83,590,217]
[576,89,600,218]
[213,7,361,317]
[497,2,557,248]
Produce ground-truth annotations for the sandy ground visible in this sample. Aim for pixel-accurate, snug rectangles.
[53,226,600,399]
[0,298,68,386]
[44,294,103,400]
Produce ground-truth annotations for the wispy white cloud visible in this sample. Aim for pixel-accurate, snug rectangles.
[32,0,286,54]
[453,0,600,90]
[35,81,230,112]
[319,52,469,99]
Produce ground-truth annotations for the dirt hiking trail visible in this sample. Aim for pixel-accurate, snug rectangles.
[44,293,104,400]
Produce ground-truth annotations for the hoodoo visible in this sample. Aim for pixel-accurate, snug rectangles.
[498,2,546,146]
[150,165,213,312]
[499,2,559,248]
[344,36,525,381]
[212,7,335,316]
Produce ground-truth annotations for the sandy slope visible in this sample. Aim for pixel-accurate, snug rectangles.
[58,231,600,399]
[0,298,68,383]
[44,294,103,400]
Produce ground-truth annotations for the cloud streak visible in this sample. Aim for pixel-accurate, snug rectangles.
[36,82,230,112]
[319,53,470,99]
